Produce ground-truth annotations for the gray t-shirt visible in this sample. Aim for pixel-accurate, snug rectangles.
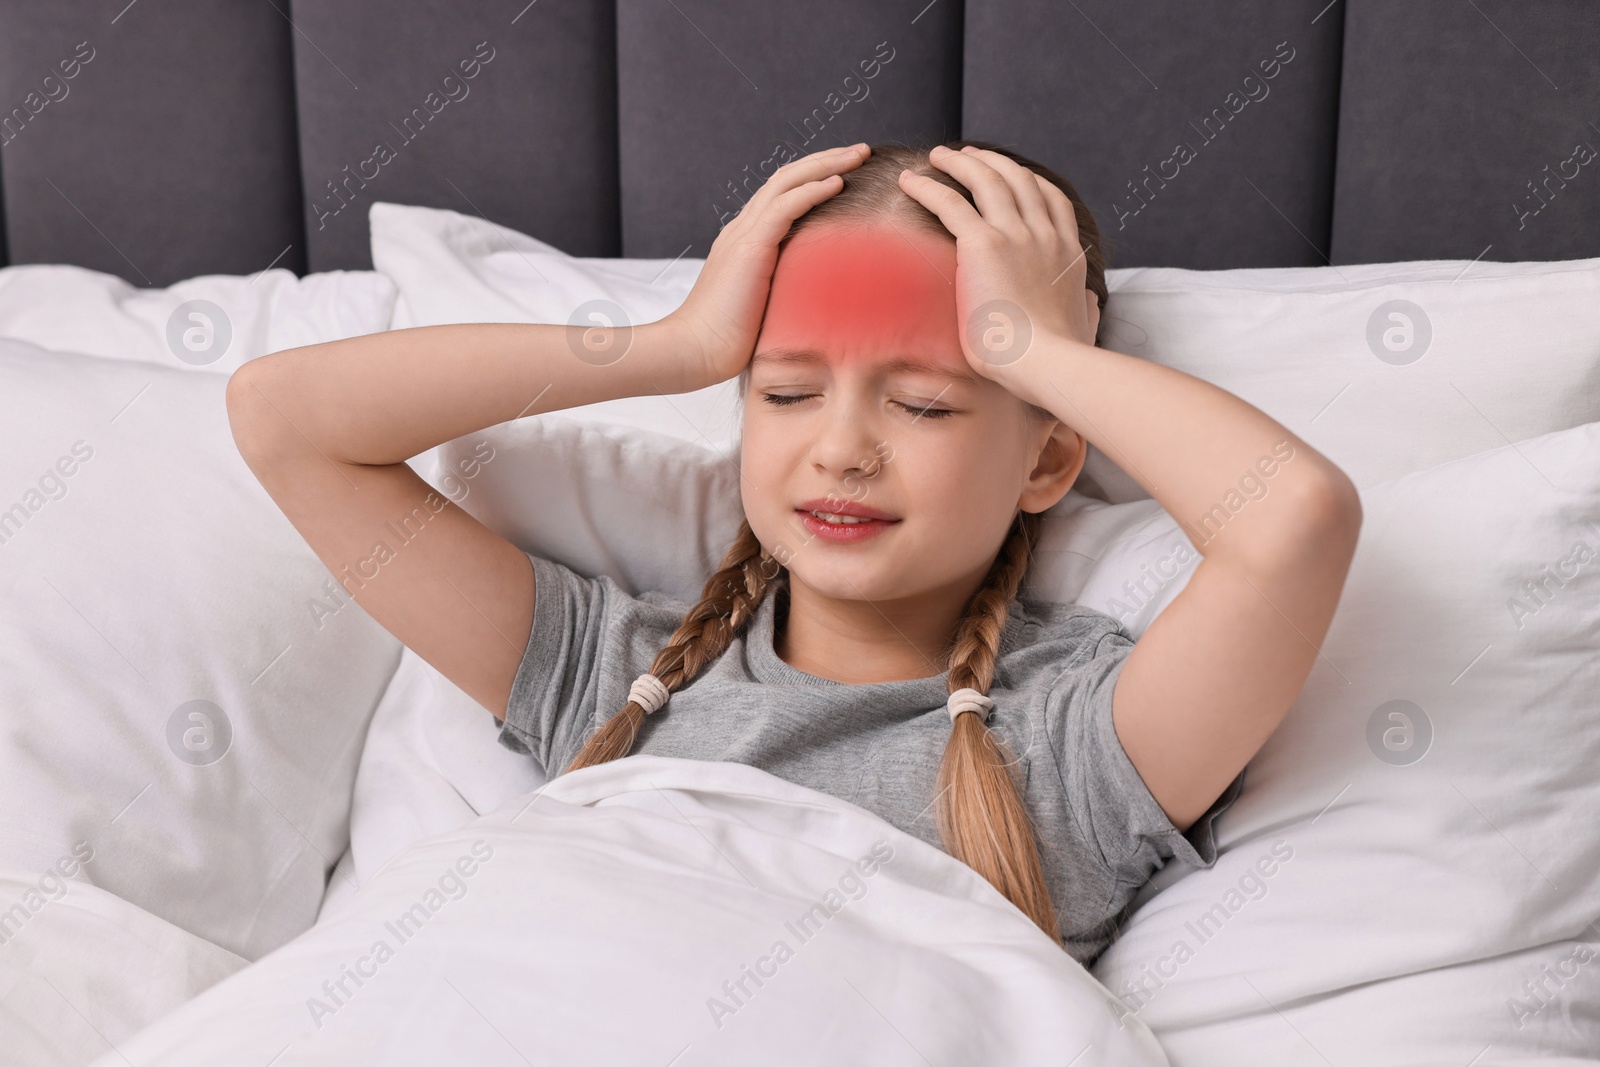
[499,551,1244,967]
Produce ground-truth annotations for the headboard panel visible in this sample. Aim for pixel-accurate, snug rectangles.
[0,1,304,285]
[0,0,1595,286]
[964,1,1345,269]
[615,0,963,257]
[1332,0,1600,264]
[291,1,621,270]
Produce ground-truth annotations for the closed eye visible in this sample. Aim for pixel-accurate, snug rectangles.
[897,400,955,420]
[759,393,956,420]
[759,392,814,408]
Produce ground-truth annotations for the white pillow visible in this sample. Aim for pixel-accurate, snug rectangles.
[435,414,1179,612]
[0,340,402,960]
[1085,418,1600,1061]
[0,867,248,1067]
[437,414,745,602]
[369,202,741,454]
[370,200,1600,504]
[0,263,396,375]
[1086,257,1600,501]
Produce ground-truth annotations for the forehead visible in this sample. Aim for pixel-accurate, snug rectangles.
[755,222,961,367]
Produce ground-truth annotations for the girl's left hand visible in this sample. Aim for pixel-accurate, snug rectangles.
[897,145,1100,395]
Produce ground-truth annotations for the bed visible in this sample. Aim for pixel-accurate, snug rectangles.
[1,2,1597,1065]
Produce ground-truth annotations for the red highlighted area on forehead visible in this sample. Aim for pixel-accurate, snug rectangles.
[757,222,965,374]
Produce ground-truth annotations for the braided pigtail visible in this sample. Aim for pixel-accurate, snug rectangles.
[564,519,777,774]
[935,509,1060,939]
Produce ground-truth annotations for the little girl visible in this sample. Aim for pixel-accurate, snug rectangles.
[226,140,1362,967]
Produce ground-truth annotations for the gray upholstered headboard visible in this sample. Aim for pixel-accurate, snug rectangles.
[0,1,1596,287]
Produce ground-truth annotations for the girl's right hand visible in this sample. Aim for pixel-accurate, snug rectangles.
[665,143,871,389]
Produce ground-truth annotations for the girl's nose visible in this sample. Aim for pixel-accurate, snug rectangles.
[809,399,887,477]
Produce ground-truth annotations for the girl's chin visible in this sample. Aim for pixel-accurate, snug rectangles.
[783,564,917,604]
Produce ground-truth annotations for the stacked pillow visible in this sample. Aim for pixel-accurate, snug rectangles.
[1087,257,1600,501]
[0,259,416,1062]
[0,339,402,964]
[371,202,741,455]
[1088,419,1599,1060]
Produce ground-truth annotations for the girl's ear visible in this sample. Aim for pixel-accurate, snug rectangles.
[1085,290,1101,345]
[1019,421,1087,514]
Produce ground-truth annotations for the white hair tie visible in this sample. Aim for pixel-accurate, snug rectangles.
[946,687,995,725]
[627,672,671,715]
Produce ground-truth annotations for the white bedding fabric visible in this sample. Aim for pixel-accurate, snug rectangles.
[0,341,402,964]
[315,632,545,924]
[0,263,396,375]
[0,867,248,1066]
[88,756,1168,1067]
[1089,416,1600,1064]
[7,218,1597,1065]
[1085,255,1600,502]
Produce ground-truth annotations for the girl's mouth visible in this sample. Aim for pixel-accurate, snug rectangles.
[796,509,900,543]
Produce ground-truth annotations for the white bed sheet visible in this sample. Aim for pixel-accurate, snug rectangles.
[91,756,1164,1067]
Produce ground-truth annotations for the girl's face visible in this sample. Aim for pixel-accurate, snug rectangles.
[741,221,1084,606]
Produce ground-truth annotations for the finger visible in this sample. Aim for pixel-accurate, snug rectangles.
[924,146,1030,239]
[1032,172,1079,246]
[747,144,868,209]
[896,167,988,242]
[1028,172,1095,296]
[791,142,870,168]
[742,174,849,245]
[724,145,864,237]
[1031,172,1084,253]
[960,146,1054,236]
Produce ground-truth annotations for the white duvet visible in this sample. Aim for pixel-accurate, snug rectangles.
[87,755,1164,1066]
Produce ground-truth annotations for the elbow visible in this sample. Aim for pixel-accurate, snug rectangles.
[223,363,253,421]
[1286,466,1364,563]
[1313,466,1363,535]
[224,364,262,451]
[1227,466,1362,575]
[224,358,287,460]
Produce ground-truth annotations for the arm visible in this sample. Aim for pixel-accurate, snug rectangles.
[224,320,699,720]
[1017,336,1361,832]
[225,143,872,721]
[899,144,1362,833]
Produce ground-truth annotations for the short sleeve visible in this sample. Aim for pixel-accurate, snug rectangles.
[497,552,684,774]
[1045,622,1245,886]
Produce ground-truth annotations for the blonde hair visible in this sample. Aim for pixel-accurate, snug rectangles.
[566,139,1109,943]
